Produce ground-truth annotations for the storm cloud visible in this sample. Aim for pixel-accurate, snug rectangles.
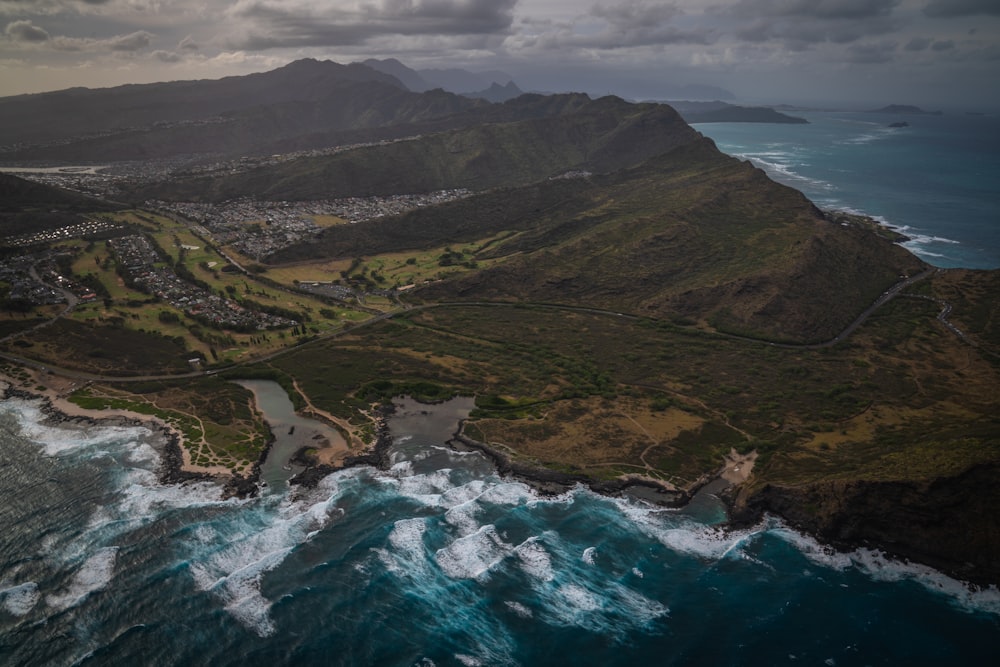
[227,0,518,49]
[0,0,996,108]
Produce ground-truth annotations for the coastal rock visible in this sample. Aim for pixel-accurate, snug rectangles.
[731,464,1000,586]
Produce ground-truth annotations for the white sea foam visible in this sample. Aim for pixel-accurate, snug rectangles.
[185,479,349,637]
[478,481,534,507]
[734,152,834,192]
[616,497,759,560]
[768,521,1000,615]
[504,600,533,618]
[516,537,555,582]
[0,399,152,457]
[46,547,119,611]
[387,518,428,565]
[582,546,596,565]
[435,524,513,580]
[540,579,669,638]
[443,501,483,537]
[0,582,40,616]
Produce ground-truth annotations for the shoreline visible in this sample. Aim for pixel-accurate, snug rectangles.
[5,375,991,588]
[0,382,217,488]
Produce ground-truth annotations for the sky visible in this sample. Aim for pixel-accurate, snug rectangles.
[1,1,998,109]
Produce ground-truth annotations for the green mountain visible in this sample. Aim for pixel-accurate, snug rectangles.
[250,101,921,344]
[133,95,699,202]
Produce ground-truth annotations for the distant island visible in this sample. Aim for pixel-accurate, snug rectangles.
[668,100,808,124]
[869,104,943,115]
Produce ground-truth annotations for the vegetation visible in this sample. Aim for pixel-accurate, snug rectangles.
[68,378,269,472]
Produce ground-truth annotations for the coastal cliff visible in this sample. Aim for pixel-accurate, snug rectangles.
[730,464,1000,586]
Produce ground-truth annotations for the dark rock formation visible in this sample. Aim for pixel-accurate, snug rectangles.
[731,464,1000,586]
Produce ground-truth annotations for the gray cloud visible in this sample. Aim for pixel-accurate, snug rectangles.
[924,0,1000,18]
[178,35,198,51]
[728,0,900,20]
[4,19,50,42]
[153,48,182,62]
[590,1,682,29]
[106,29,152,51]
[846,40,897,63]
[719,0,903,50]
[229,0,518,50]
[931,39,955,51]
[905,36,931,51]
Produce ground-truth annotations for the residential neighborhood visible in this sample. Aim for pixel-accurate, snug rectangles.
[108,235,299,331]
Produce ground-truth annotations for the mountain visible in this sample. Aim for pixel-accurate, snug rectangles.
[0,59,491,163]
[173,95,919,345]
[133,95,699,203]
[466,81,524,103]
[420,67,514,93]
[361,58,435,92]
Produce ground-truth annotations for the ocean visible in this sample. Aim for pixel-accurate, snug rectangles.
[1,393,998,666]
[693,110,1000,270]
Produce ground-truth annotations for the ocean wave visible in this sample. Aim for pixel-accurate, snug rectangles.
[45,546,119,612]
[435,523,513,580]
[769,521,1000,616]
[734,152,834,192]
[183,469,356,637]
[0,582,40,616]
[0,398,152,457]
[515,536,555,582]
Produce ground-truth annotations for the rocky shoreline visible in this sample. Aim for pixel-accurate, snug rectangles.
[448,429,691,506]
[730,466,1000,588]
[2,385,220,488]
[6,381,995,588]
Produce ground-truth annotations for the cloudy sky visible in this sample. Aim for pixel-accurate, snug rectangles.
[1,0,998,108]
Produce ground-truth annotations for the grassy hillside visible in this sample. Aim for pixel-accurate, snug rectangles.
[133,97,700,202]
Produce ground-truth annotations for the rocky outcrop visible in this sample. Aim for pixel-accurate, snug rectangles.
[731,464,1000,586]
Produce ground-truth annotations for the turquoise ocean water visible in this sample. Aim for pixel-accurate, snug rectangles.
[694,111,1000,269]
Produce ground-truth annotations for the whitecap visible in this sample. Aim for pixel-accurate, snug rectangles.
[504,600,533,618]
[516,538,554,582]
[0,399,152,457]
[0,582,40,616]
[770,522,1000,616]
[435,524,512,580]
[46,547,119,611]
[185,478,350,636]
[582,546,596,565]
